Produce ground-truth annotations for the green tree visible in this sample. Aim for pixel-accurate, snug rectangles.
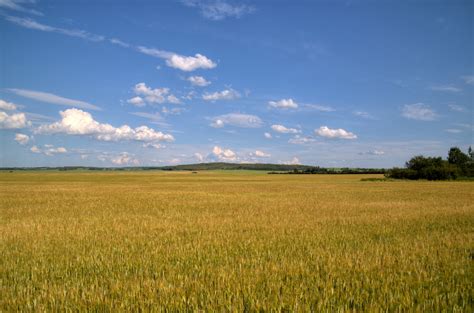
[448,147,470,166]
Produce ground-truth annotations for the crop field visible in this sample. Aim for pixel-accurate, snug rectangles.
[1,171,473,311]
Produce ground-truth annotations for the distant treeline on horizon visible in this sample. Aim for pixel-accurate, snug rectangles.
[0,162,386,174]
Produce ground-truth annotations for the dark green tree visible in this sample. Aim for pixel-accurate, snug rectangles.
[448,147,470,166]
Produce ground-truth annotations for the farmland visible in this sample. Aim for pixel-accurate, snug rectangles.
[1,171,473,311]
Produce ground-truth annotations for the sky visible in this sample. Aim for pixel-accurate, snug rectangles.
[0,0,472,167]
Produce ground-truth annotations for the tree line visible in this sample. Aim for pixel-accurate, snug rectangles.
[386,147,474,180]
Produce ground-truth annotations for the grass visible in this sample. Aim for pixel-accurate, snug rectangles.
[1,171,473,311]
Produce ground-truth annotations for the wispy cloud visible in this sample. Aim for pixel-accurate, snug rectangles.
[461,75,474,85]
[401,103,437,121]
[0,0,43,16]
[210,113,262,128]
[5,16,105,41]
[268,98,298,109]
[5,16,217,72]
[353,111,375,119]
[428,85,462,93]
[448,104,466,112]
[181,0,255,21]
[8,88,101,111]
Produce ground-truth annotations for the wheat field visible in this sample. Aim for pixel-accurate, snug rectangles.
[1,171,473,311]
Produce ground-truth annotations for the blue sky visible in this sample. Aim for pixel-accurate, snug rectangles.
[0,0,472,167]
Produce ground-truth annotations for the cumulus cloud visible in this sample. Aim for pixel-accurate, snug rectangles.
[128,83,181,106]
[210,113,262,128]
[283,157,300,165]
[268,98,298,109]
[111,153,139,165]
[167,53,216,71]
[5,16,104,41]
[264,132,272,139]
[181,0,255,21]
[188,75,211,87]
[137,46,217,71]
[36,108,174,143]
[271,124,300,134]
[0,111,29,129]
[14,133,29,145]
[0,99,17,111]
[203,89,240,101]
[127,96,145,107]
[30,144,67,156]
[429,85,462,93]
[251,150,270,158]
[315,126,357,139]
[212,145,236,161]
[8,88,101,111]
[402,103,437,121]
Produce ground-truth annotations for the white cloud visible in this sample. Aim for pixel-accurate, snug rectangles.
[5,16,104,41]
[252,150,270,158]
[268,98,298,109]
[14,133,29,145]
[210,113,262,128]
[445,129,462,134]
[303,104,335,112]
[461,75,474,85]
[0,111,29,129]
[0,0,42,15]
[353,111,375,119]
[127,96,145,107]
[315,126,357,139]
[130,83,181,105]
[264,132,272,139]
[109,38,130,48]
[162,106,185,115]
[283,157,300,165]
[181,0,255,21]
[203,89,240,101]
[30,145,40,153]
[143,143,164,149]
[429,85,462,93]
[288,135,316,144]
[108,152,139,166]
[402,103,437,121]
[29,144,67,156]
[271,124,300,134]
[359,150,385,156]
[8,88,101,111]
[448,104,466,112]
[36,108,174,143]
[138,46,216,71]
[212,145,236,161]
[0,99,17,111]
[130,111,165,123]
[188,75,211,87]
[194,152,204,162]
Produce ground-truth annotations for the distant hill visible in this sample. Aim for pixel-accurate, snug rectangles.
[0,162,386,174]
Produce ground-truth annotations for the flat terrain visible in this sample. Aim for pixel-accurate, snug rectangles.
[1,171,473,311]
